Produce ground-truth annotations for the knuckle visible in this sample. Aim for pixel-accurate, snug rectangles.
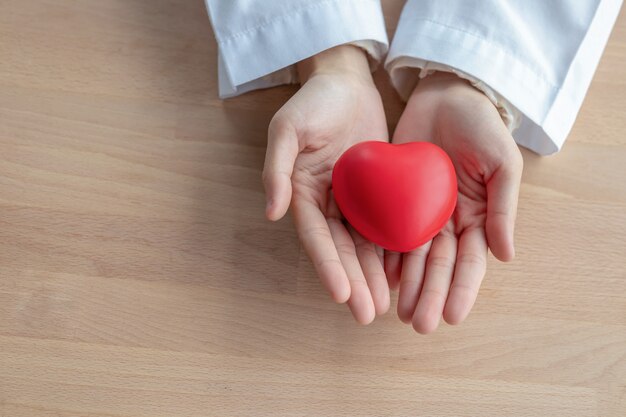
[354,240,377,256]
[450,282,478,299]
[367,271,388,286]
[420,288,448,302]
[336,242,356,257]
[405,247,430,261]
[314,257,343,273]
[427,255,455,271]
[303,225,332,240]
[457,253,486,268]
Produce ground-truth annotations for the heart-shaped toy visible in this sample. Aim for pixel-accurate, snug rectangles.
[332,141,457,252]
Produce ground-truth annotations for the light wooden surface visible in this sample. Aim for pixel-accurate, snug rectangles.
[1,1,625,416]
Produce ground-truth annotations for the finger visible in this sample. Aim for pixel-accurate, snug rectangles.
[292,198,351,303]
[397,240,432,324]
[413,230,457,334]
[443,227,487,325]
[328,220,376,325]
[375,245,384,269]
[263,119,299,221]
[384,251,402,290]
[349,227,390,316]
[486,153,523,262]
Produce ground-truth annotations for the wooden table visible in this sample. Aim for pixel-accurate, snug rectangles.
[1,1,625,416]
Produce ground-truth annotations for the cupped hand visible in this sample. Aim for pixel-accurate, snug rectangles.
[263,45,390,324]
[386,72,523,334]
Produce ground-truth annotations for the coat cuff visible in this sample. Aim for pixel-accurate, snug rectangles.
[210,0,388,98]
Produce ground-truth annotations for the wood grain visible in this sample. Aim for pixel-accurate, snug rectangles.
[1,1,625,416]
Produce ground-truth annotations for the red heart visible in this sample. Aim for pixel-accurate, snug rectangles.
[332,141,457,252]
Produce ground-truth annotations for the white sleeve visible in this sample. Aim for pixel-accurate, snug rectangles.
[205,0,389,98]
[385,0,623,155]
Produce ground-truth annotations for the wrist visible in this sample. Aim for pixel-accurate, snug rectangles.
[416,71,475,95]
[413,72,494,111]
[297,44,372,85]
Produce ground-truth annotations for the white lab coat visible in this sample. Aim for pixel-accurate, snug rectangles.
[205,0,622,155]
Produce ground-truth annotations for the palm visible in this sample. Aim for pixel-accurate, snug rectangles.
[428,100,495,258]
[388,73,523,333]
[265,73,391,324]
[289,74,388,207]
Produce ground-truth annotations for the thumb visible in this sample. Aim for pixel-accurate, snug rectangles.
[485,151,523,261]
[262,118,299,221]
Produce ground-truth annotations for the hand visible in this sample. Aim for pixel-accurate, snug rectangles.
[263,45,390,324]
[386,72,523,334]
